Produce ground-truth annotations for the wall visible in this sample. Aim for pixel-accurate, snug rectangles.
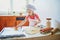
[34,0,60,29]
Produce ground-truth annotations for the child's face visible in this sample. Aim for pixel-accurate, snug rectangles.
[27,9,33,15]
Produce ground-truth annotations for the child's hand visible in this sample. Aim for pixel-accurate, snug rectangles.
[34,20,41,26]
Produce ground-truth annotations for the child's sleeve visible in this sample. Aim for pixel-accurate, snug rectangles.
[25,15,29,20]
[35,14,40,21]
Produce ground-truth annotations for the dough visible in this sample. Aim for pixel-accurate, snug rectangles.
[25,27,40,34]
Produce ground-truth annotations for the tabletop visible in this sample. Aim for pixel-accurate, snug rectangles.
[0,26,60,39]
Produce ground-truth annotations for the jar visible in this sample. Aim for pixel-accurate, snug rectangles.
[20,13,23,16]
[46,18,51,28]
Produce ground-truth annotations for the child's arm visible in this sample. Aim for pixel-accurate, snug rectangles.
[16,18,27,27]
[34,14,41,26]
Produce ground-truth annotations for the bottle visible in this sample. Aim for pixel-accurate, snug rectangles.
[46,18,51,28]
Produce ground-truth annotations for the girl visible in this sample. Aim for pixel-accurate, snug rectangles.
[17,4,41,27]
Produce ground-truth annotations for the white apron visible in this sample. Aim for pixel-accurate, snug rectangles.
[28,16,38,27]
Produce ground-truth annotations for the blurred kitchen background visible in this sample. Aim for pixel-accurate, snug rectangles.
[0,0,60,28]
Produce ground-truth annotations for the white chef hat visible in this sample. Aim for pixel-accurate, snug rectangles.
[26,4,36,11]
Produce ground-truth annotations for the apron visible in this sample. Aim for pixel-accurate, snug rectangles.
[28,16,38,27]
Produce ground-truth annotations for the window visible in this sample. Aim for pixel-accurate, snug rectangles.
[0,0,35,14]
[0,0,10,12]
[13,0,26,12]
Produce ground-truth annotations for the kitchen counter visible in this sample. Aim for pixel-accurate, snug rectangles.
[0,16,29,31]
[0,26,60,40]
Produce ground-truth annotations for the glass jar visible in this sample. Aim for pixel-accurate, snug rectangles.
[46,18,51,28]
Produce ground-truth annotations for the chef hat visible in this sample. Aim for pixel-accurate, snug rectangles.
[26,4,36,11]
